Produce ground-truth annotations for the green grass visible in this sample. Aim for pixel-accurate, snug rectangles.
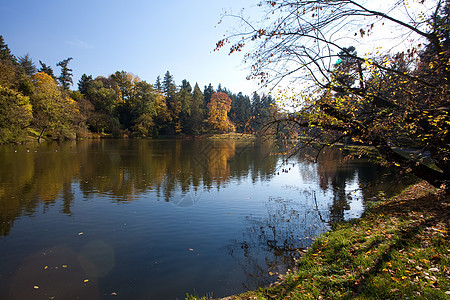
[187,182,449,299]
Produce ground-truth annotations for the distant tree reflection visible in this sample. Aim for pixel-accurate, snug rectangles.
[0,141,413,240]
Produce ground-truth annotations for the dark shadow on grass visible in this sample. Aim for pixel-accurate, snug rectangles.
[255,189,449,299]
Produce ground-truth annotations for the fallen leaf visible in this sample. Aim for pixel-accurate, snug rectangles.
[429,268,439,272]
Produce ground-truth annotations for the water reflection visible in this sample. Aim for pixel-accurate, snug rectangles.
[223,148,415,290]
[227,192,327,290]
[0,139,414,299]
[0,140,278,237]
[0,140,412,236]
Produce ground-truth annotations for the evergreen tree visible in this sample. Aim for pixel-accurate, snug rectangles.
[179,79,193,133]
[57,57,73,90]
[189,83,205,134]
[0,35,15,63]
[154,76,162,92]
[78,74,93,95]
[250,92,263,132]
[18,53,36,76]
[162,71,176,97]
[231,92,251,132]
[38,60,55,79]
[162,71,181,132]
[203,83,214,109]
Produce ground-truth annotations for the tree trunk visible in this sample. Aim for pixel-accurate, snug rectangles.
[37,127,46,143]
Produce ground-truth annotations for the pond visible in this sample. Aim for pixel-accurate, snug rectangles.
[0,139,412,299]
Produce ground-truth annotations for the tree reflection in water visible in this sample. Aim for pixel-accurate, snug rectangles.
[225,148,416,290]
[0,140,416,298]
[227,191,329,290]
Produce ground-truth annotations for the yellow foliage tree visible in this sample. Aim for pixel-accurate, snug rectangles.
[31,72,79,141]
[207,92,235,133]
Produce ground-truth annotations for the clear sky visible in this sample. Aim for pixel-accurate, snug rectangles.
[0,0,260,95]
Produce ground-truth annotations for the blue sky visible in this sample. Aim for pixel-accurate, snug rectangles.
[0,0,259,95]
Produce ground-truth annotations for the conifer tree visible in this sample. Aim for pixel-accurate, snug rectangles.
[203,83,214,109]
[190,83,205,134]
[38,61,55,79]
[0,35,15,62]
[18,54,36,76]
[57,57,73,91]
[78,74,93,95]
[154,76,162,92]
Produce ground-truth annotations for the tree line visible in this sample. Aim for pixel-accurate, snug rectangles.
[0,35,276,143]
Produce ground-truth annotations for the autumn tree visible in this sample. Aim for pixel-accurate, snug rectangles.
[0,36,19,89]
[31,72,79,141]
[219,0,450,190]
[130,80,159,137]
[207,92,235,133]
[0,85,32,143]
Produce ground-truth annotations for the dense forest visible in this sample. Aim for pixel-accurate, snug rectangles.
[0,35,276,143]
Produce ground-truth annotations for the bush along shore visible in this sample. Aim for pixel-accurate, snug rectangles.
[187,182,449,299]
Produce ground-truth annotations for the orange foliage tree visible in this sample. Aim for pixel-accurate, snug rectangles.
[207,92,235,133]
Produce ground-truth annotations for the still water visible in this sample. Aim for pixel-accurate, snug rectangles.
[0,139,411,299]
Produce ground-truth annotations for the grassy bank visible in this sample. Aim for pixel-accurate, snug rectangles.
[207,133,256,140]
[188,182,449,299]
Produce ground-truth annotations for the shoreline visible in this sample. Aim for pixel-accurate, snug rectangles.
[188,181,449,299]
